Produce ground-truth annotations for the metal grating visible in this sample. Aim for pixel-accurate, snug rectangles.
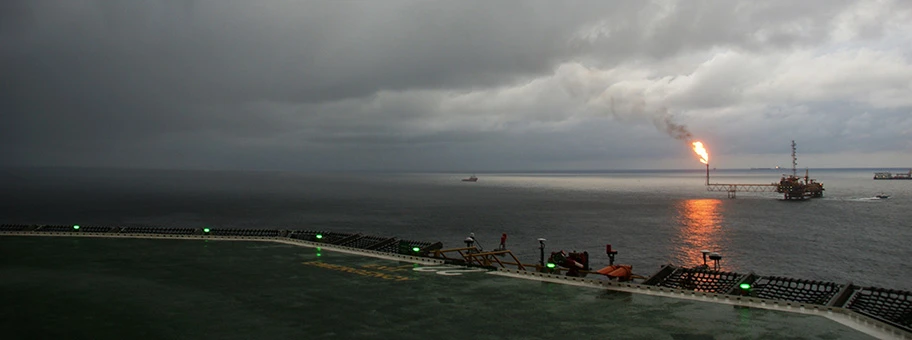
[399,240,434,249]
[289,230,357,244]
[371,241,400,253]
[322,232,357,245]
[122,227,195,235]
[80,226,118,233]
[36,225,78,232]
[209,229,279,237]
[750,276,843,305]
[845,287,912,331]
[0,224,34,231]
[341,235,387,249]
[396,239,436,255]
[288,230,317,240]
[2,225,443,255]
[655,268,743,294]
[365,238,398,252]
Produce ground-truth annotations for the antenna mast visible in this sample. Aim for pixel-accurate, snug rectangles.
[791,140,797,177]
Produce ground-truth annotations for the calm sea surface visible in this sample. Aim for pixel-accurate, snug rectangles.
[1,167,910,291]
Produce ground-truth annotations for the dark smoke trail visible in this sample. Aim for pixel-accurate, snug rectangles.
[653,110,693,143]
[610,96,694,144]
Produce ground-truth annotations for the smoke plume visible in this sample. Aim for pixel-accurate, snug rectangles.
[653,109,693,142]
[610,96,693,143]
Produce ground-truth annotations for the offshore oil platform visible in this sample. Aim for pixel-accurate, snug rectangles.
[774,140,825,200]
[701,140,824,199]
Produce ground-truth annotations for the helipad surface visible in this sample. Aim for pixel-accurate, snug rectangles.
[0,237,875,339]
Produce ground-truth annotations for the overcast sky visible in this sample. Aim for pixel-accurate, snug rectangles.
[2,1,910,171]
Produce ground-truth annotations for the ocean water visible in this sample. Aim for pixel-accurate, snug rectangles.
[1,167,910,291]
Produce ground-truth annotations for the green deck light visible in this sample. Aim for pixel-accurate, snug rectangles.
[315,234,323,239]
[740,283,751,290]
[546,263,556,268]
[73,225,80,230]
[412,247,420,252]
[203,228,210,233]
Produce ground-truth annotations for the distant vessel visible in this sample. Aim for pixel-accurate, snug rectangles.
[750,166,781,170]
[873,170,912,180]
[461,174,478,182]
[875,193,890,199]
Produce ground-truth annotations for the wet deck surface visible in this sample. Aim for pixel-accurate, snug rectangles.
[0,237,875,339]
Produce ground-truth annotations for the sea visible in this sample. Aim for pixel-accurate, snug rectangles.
[1,166,910,291]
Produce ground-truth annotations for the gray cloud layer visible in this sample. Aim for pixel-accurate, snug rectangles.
[2,0,911,170]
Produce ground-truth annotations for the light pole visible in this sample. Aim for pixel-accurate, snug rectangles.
[538,238,546,271]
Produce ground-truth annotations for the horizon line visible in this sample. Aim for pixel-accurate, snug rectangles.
[2,165,909,174]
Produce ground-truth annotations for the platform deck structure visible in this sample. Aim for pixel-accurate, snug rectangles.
[1,224,909,338]
[706,183,778,198]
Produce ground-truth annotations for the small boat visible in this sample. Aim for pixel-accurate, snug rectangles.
[875,193,890,199]
[461,174,478,182]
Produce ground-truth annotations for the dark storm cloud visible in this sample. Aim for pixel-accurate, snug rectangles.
[4,1,597,103]
[2,0,606,167]
[2,0,911,170]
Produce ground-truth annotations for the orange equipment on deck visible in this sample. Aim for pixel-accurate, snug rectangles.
[596,264,633,281]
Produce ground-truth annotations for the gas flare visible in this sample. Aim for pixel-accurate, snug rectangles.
[692,141,709,164]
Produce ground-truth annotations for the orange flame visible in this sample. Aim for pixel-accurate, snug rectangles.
[692,141,709,164]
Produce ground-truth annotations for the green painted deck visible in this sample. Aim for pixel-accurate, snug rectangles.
[0,237,875,339]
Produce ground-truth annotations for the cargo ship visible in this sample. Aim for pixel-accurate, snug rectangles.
[873,169,912,180]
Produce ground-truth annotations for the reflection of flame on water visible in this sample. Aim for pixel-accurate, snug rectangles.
[675,199,724,268]
[692,141,709,164]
